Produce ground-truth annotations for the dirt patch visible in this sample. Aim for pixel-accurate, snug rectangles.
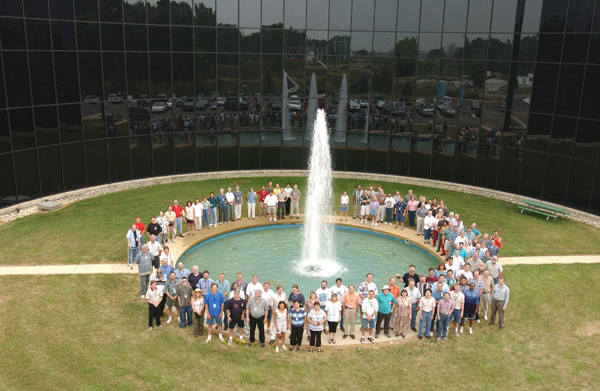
[576,321,600,337]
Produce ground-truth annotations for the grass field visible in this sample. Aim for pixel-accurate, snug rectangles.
[1,264,599,391]
[2,176,600,266]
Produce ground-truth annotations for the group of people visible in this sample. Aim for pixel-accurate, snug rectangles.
[126,180,510,352]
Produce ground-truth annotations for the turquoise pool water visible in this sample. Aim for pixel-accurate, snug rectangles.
[179,225,438,294]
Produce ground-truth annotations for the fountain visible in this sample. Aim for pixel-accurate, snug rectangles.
[334,74,348,143]
[298,109,343,277]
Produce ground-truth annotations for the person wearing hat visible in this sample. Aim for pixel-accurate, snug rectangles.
[360,289,379,344]
[192,288,205,338]
[375,285,396,338]
[462,282,479,334]
[226,288,247,345]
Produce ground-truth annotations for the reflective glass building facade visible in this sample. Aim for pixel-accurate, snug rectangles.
[0,0,599,213]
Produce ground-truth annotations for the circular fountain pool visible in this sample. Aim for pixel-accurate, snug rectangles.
[179,225,439,291]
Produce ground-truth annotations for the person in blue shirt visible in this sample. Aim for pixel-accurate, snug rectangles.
[174,262,190,282]
[159,258,174,279]
[216,188,228,224]
[204,283,225,343]
[458,242,469,260]
[208,192,218,227]
[462,282,480,335]
[431,282,445,334]
[394,197,407,230]
[375,285,397,338]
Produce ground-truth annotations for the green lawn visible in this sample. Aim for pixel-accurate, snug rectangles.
[2,176,600,266]
[1,264,599,390]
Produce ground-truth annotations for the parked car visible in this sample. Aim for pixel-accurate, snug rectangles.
[420,103,434,116]
[441,105,455,117]
[195,98,208,110]
[176,95,188,107]
[84,95,98,103]
[151,101,168,113]
[108,93,123,103]
[348,99,361,112]
[391,101,407,116]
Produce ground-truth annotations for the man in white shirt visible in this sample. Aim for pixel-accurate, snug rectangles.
[360,289,379,344]
[192,198,203,231]
[447,257,460,276]
[225,187,235,222]
[358,273,378,304]
[454,231,469,248]
[260,281,275,337]
[245,274,263,299]
[456,264,474,281]
[264,191,278,222]
[330,278,348,333]
[452,249,465,270]
[146,234,163,270]
[315,280,331,308]
[404,280,421,333]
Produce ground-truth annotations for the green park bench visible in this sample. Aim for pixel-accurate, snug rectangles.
[518,200,569,221]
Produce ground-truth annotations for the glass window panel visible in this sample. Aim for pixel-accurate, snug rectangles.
[349,62,371,99]
[82,102,105,140]
[3,1,22,17]
[395,33,418,57]
[131,135,152,178]
[172,26,193,52]
[285,0,306,30]
[0,111,10,153]
[239,0,261,28]
[172,53,193,98]
[195,27,216,52]
[217,0,237,26]
[77,22,100,50]
[409,152,431,178]
[52,21,76,50]
[540,0,568,33]
[543,155,570,203]
[464,34,489,60]
[29,52,56,106]
[574,119,600,161]
[217,27,238,52]
[497,147,522,193]
[99,0,122,22]
[125,24,147,51]
[241,54,260,96]
[536,33,563,62]
[23,0,45,18]
[4,52,31,108]
[148,25,170,51]
[373,0,397,32]
[147,0,169,24]
[351,31,372,54]
[491,0,518,33]
[371,57,394,98]
[103,52,126,101]
[283,55,304,96]
[516,34,537,62]
[525,113,551,152]
[174,132,195,173]
[589,34,600,63]
[124,0,147,24]
[262,0,283,28]
[10,108,35,150]
[126,52,149,99]
[50,0,74,19]
[217,54,239,96]
[467,0,493,32]
[153,133,174,176]
[285,28,306,61]
[419,32,442,58]
[195,53,216,97]
[396,0,419,31]
[488,34,512,61]
[554,64,584,117]
[38,146,63,195]
[76,0,98,21]
[108,136,131,181]
[419,0,443,32]
[307,0,328,30]
[522,0,543,33]
[549,116,575,157]
[529,63,559,114]
[61,142,86,190]
[34,106,59,147]
[562,33,590,63]
[262,29,282,53]
[442,33,465,59]
[519,150,546,198]
[54,52,80,104]
[195,0,216,26]
[14,149,40,201]
[566,159,593,209]
[85,140,109,185]
[240,28,260,53]
[580,66,600,120]
[149,53,171,98]
[367,150,388,173]
[262,55,282,96]
[352,0,374,31]
[171,0,193,25]
[27,19,52,50]
[443,0,468,33]
[79,52,104,102]
[329,0,350,30]
[373,32,395,56]
[0,153,16,206]
[0,17,25,50]
[0,61,4,110]
[59,104,83,142]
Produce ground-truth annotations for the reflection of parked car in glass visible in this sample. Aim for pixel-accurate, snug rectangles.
[128,106,151,121]
[223,98,238,111]
[359,95,370,108]
[348,99,360,112]
[471,100,482,109]
[414,97,425,111]
[182,101,195,112]
[176,95,188,107]
[84,95,98,103]
[195,99,208,110]
[108,93,123,103]
[391,101,407,116]
[216,97,226,106]
[151,101,168,113]
[289,95,302,111]
[271,98,282,111]
[441,105,455,117]
[463,81,474,89]
[499,85,508,91]
[155,93,168,101]
[239,97,249,110]
[419,103,434,116]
